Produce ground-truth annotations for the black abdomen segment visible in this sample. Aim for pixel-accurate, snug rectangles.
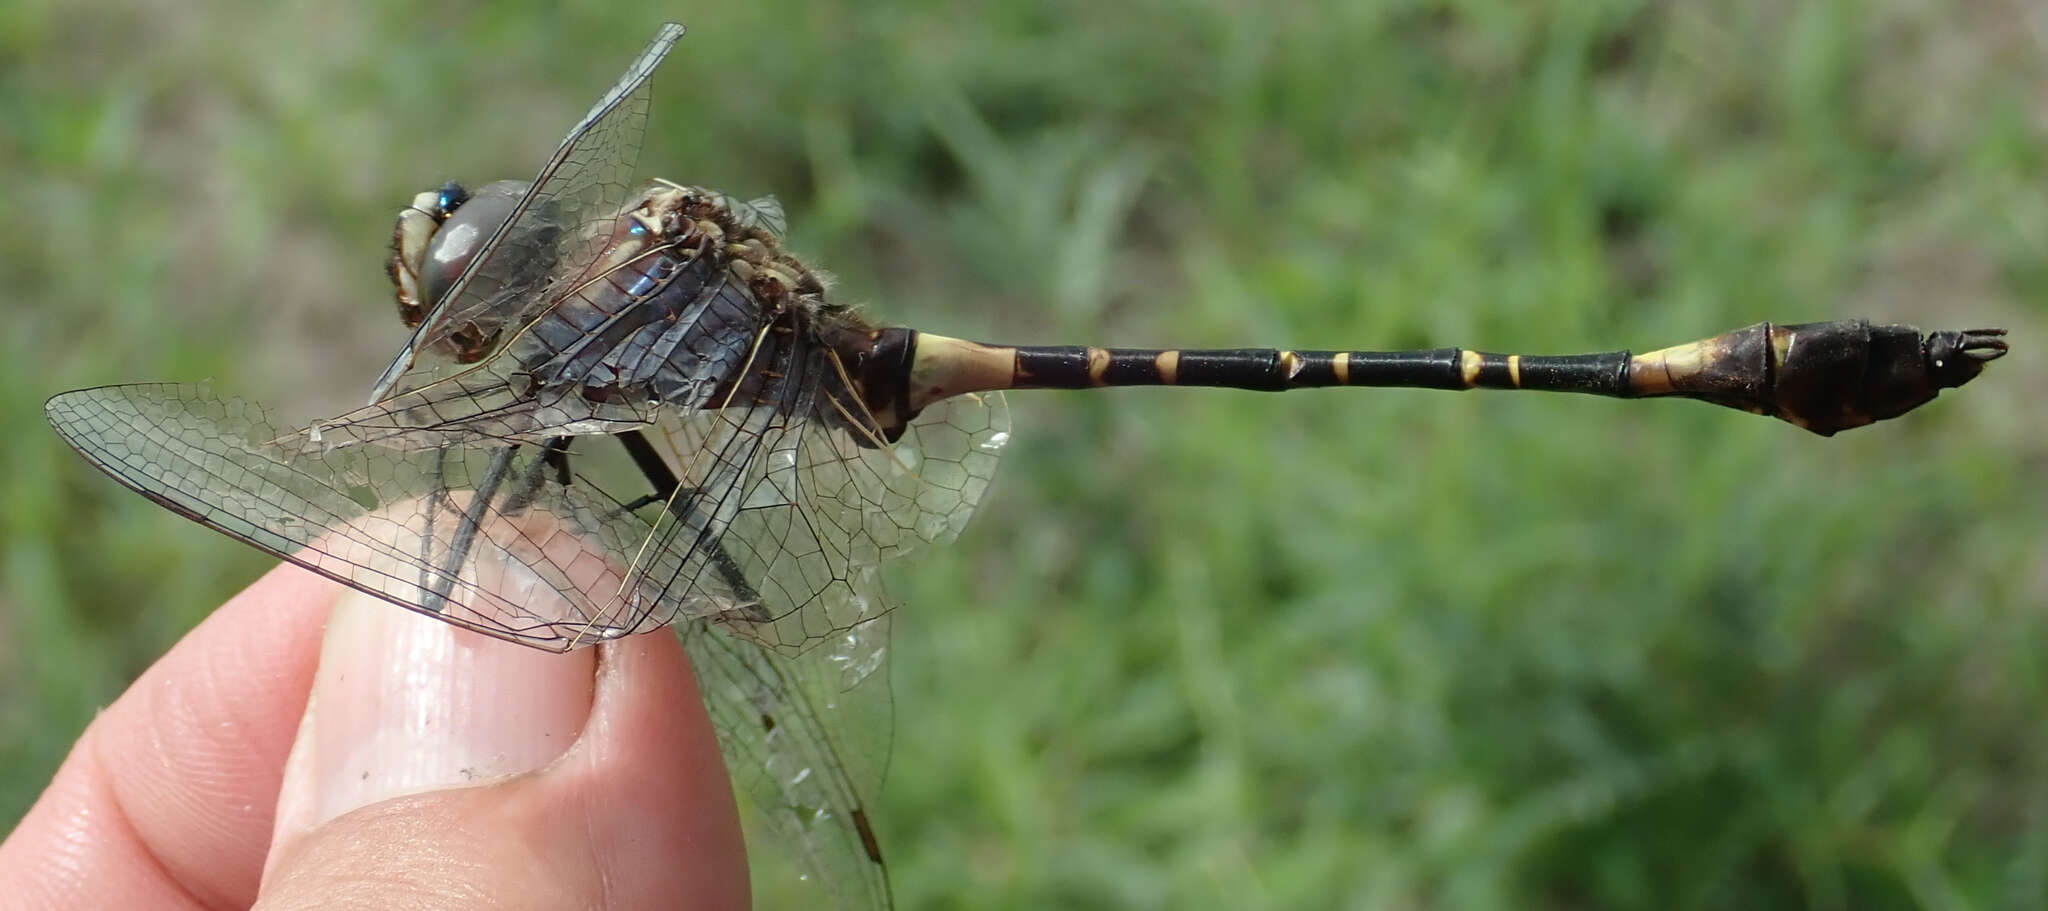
[1009,345,1634,396]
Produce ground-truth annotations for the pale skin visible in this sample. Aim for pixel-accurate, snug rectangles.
[0,563,750,910]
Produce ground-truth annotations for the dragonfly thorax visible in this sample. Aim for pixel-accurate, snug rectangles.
[380,175,912,446]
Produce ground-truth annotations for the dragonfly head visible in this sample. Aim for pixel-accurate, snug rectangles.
[386,178,530,363]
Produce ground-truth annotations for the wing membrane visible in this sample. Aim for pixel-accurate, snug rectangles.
[43,383,701,649]
[671,390,1004,909]
[627,347,1008,653]
[369,23,686,401]
[687,612,896,909]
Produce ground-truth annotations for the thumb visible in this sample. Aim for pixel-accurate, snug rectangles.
[256,590,748,911]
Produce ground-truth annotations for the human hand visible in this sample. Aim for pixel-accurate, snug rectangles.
[0,563,749,910]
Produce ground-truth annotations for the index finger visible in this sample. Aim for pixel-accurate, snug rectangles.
[0,563,341,910]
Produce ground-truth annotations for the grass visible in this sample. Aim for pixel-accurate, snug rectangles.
[5,1,2046,907]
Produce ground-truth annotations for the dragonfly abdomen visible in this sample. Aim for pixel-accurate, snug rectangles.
[898,335,1638,398]
[889,320,2004,436]
[996,345,1637,395]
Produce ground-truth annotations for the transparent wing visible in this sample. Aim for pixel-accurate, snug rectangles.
[661,389,1003,911]
[43,383,711,650]
[368,22,686,402]
[307,362,662,452]
[686,611,895,910]
[48,340,1005,911]
[44,344,1005,656]
[626,349,1009,654]
[734,195,788,239]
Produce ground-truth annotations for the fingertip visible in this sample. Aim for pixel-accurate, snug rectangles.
[552,631,750,908]
[255,629,749,911]
[268,591,597,859]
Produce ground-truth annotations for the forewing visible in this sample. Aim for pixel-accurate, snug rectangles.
[52,316,1005,911]
[306,363,658,452]
[42,383,736,651]
[369,22,687,401]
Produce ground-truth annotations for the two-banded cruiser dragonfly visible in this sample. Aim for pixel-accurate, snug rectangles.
[42,22,2007,910]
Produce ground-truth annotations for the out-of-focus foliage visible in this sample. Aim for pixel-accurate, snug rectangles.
[4,1,2044,908]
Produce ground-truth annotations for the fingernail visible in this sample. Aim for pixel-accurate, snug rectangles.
[274,587,596,838]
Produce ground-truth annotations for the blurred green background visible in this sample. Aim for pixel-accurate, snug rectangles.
[5,1,2046,908]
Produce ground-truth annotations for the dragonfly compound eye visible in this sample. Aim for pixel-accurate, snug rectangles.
[421,180,532,309]
[387,179,556,364]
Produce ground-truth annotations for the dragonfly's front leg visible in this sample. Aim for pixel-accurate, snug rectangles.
[422,444,518,613]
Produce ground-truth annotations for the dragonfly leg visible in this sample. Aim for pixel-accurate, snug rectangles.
[612,430,765,616]
[614,491,670,513]
[500,437,571,516]
[423,444,517,613]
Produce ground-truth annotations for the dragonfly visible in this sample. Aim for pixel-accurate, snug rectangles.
[42,22,2008,911]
